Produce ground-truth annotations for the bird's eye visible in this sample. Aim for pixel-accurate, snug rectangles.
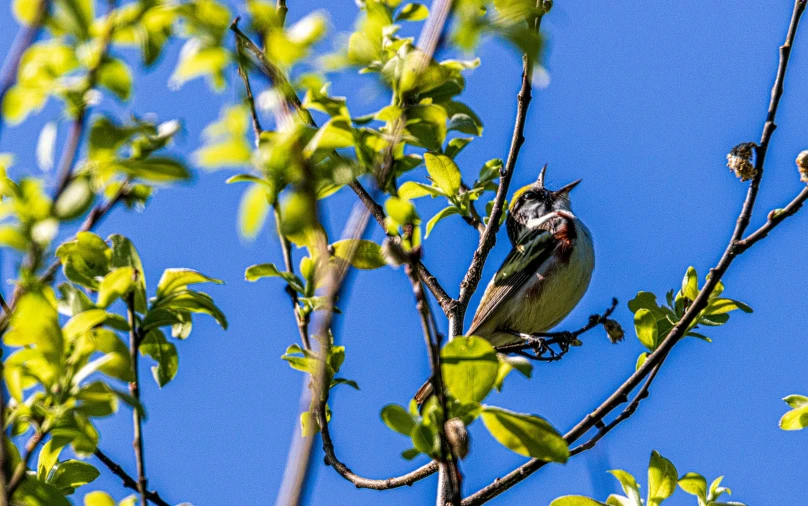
[523,191,536,200]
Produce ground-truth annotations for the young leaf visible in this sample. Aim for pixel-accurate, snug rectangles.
[156,268,223,299]
[140,330,179,387]
[681,266,699,300]
[332,239,386,270]
[609,469,643,506]
[238,184,271,239]
[396,3,429,21]
[96,267,135,308]
[550,497,609,506]
[244,263,305,292]
[424,153,461,197]
[647,450,677,506]
[480,406,569,462]
[381,404,417,436]
[633,308,658,350]
[425,206,459,238]
[678,472,708,504]
[441,336,498,403]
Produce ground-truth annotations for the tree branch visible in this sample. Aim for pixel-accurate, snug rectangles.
[93,449,170,506]
[0,0,51,139]
[406,259,462,505]
[494,298,619,361]
[462,3,807,502]
[453,13,544,337]
[5,430,43,498]
[126,290,148,506]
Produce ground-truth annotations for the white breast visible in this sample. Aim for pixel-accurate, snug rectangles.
[479,218,595,347]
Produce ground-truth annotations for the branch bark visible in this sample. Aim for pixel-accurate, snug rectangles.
[126,291,149,506]
[5,430,43,499]
[94,449,170,506]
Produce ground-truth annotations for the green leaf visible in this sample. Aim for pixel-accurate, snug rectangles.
[63,308,113,341]
[381,404,416,436]
[424,153,461,196]
[152,290,227,330]
[96,267,135,308]
[330,378,359,390]
[14,478,70,506]
[410,422,438,457]
[396,3,429,21]
[332,239,386,270]
[140,330,178,387]
[609,469,642,506]
[426,207,460,238]
[634,308,658,351]
[441,336,498,403]
[636,352,649,371]
[238,184,270,239]
[784,394,808,408]
[401,448,420,460]
[681,266,699,300]
[480,406,569,462]
[647,450,677,506]
[98,58,132,101]
[550,497,609,506]
[5,292,62,354]
[244,263,305,292]
[114,157,190,182]
[53,177,94,220]
[678,472,708,503]
[385,196,420,225]
[56,232,111,290]
[109,235,147,312]
[49,460,99,494]
[780,405,808,431]
[83,490,115,506]
[493,353,532,392]
[704,298,753,315]
[398,181,444,199]
[156,268,223,299]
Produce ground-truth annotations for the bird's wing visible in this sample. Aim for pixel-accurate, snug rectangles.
[467,228,558,336]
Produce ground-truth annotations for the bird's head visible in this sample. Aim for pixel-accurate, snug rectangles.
[506,165,581,244]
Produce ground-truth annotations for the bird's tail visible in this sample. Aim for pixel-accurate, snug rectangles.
[413,379,434,406]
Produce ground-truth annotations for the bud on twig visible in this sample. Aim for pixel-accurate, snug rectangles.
[603,319,625,344]
[727,142,758,181]
[796,150,808,183]
[382,237,408,267]
[444,418,470,460]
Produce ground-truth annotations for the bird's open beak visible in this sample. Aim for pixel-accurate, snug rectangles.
[555,179,582,194]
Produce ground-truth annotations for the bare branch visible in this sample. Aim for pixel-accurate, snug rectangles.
[6,431,43,498]
[453,13,544,337]
[736,186,808,252]
[94,449,171,506]
[126,290,148,506]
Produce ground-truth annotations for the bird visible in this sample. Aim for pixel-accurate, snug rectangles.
[415,165,595,404]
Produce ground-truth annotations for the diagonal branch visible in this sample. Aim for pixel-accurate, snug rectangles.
[94,449,170,506]
[452,11,544,337]
[126,290,149,506]
[462,2,807,503]
[0,0,51,139]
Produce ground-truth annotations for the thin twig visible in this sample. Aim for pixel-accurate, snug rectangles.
[495,298,618,360]
[406,259,461,505]
[94,449,170,506]
[462,3,807,503]
[5,431,43,498]
[126,291,148,506]
[735,186,808,251]
[0,0,51,139]
[453,13,543,337]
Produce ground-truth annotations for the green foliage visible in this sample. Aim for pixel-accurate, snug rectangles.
[779,394,808,430]
[552,452,745,506]
[480,406,568,462]
[441,336,498,403]
[628,267,751,367]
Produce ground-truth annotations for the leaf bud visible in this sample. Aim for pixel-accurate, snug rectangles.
[444,418,470,459]
[603,319,625,344]
[382,236,409,267]
[727,142,757,181]
[796,150,808,183]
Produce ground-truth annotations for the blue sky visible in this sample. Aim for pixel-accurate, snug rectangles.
[2,1,808,505]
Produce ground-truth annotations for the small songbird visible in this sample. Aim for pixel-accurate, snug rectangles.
[467,165,595,347]
[415,166,594,403]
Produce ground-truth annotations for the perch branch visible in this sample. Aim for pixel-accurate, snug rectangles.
[94,449,170,506]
